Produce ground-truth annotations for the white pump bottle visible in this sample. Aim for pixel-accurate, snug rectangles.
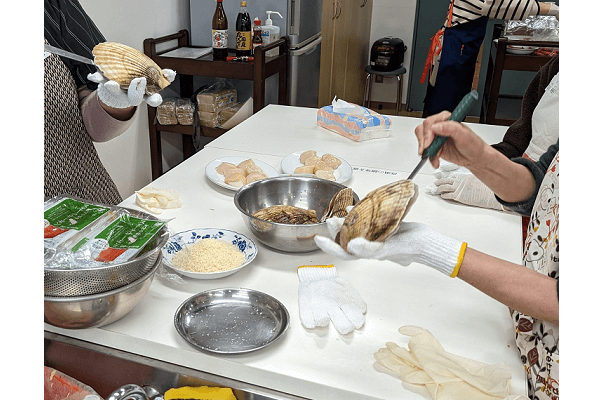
[261,11,283,57]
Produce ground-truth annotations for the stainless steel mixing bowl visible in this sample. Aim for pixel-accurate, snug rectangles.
[44,257,161,329]
[234,176,359,252]
[44,208,169,297]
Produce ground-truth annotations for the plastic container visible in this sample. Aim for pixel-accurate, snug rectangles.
[261,11,283,57]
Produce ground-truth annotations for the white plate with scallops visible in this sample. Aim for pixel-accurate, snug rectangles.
[206,156,280,191]
[280,150,353,184]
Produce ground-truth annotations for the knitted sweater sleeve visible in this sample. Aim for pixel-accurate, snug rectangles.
[496,141,559,216]
[77,86,138,143]
[491,55,559,159]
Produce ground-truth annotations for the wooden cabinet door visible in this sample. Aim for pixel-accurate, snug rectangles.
[318,0,339,107]
[328,0,352,102]
[343,0,372,104]
[318,0,372,107]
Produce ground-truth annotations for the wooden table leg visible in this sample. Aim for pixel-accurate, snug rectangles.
[278,42,289,105]
[182,135,195,160]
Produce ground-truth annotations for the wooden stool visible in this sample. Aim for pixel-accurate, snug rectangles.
[363,65,406,115]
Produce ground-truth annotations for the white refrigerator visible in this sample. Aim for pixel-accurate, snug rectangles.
[190,0,322,107]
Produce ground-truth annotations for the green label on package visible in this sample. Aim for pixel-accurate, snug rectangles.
[44,198,110,230]
[95,214,165,250]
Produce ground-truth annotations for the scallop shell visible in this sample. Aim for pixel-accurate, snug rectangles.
[252,205,318,225]
[336,180,418,251]
[92,42,171,95]
[320,187,355,222]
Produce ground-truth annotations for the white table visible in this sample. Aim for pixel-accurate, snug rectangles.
[205,104,510,176]
[45,108,525,400]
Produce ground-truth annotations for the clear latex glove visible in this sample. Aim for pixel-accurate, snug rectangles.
[297,265,367,334]
[88,68,176,108]
[314,219,467,278]
[374,326,518,400]
[427,165,504,211]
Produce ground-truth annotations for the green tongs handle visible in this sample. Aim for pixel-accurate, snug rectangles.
[422,90,479,159]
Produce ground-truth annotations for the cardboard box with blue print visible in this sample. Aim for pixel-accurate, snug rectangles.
[317,98,391,142]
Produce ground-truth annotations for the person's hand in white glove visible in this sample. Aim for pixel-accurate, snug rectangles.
[428,160,504,211]
[298,265,367,334]
[314,217,467,278]
[88,68,176,109]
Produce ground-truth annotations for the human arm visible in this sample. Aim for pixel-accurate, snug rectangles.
[78,86,137,142]
[415,112,536,203]
[427,56,559,209]
[538,2,559,19]
[77,68,176,142]
[451,1,558,26]
[495,141,559,215]
[457,247,559,325]
[315,220,559,325]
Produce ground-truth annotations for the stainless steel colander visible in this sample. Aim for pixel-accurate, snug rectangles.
[44,210,169,297]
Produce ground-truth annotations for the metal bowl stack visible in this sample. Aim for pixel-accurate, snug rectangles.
[234,176,359,253]
[44,209,169,329]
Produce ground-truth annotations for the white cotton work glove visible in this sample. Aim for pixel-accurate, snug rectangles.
[427,161,504,211]
[314,217,467,278]
[88,68,176,108]
[374,326,520,400]
[297,265,367,334]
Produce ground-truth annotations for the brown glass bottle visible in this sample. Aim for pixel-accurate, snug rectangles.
[235,1,252,57]
[212,0,228,60]
[251,18,262,55]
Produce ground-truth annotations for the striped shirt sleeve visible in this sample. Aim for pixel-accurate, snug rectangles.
[451,0,541,26]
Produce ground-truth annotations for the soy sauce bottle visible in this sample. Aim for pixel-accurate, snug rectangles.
[212,0,228,60]
[252,18,263,55]
[235,1,252,57]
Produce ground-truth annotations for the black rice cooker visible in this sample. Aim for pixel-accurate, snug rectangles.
[370,37,407,72]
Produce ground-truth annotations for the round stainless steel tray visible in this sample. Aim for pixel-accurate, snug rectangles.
[174,288,290,355]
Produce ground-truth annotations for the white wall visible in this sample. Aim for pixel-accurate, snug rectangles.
[79,0,416,199]
[79,0,191,199]
[368,0,417,105]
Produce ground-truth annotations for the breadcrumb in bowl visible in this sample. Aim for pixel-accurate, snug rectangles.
[162,228,257,279]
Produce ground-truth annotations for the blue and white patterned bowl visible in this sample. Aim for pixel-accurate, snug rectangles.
[162,228,257,279]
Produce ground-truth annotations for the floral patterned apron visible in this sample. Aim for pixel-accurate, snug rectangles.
[513,152,559,399]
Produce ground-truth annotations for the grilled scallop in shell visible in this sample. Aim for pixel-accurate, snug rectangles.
[92,42,171,95]
[336,179,418,251]
[252,205,318,225]
[320,187,356,222]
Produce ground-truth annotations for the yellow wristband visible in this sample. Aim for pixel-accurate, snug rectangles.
[450,242,468,278]
[298,264,334,271]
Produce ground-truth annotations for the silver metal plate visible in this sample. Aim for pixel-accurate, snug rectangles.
[174,288,290,355]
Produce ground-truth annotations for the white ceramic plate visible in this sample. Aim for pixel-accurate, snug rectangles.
[496,36,538,55]
[162,228,258,279]
[205,156,279,191]
[280,151,353,184]
[506,46,536,55]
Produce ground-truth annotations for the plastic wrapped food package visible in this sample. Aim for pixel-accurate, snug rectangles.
[175,98,195,125]
[157,98,178,125]
[196,80,237,113]
[44,196,111,253]
[198,110,221,128]
[198,102,244,128]
[44,196,168,270]
[219,102,243,124]
[44,366,101,400]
